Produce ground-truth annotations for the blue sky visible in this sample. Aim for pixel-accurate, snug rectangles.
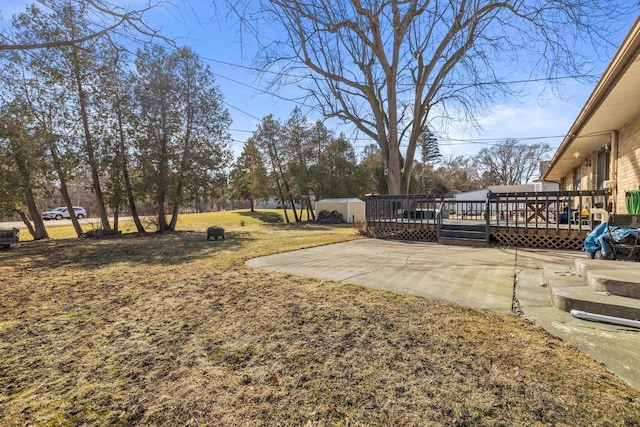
[2,1,638,159]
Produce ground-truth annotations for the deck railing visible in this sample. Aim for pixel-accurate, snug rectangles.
[486,189,609,232]
[366,189,610,232]
[365,194,446,226]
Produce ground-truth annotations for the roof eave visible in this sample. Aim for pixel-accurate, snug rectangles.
[543,16,640,181]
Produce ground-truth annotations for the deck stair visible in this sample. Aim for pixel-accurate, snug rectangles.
[438,223,487,247]
[543,258,640,321]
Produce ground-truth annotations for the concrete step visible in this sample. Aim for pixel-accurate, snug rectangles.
[575,258,640,299]
[575,257,640,277]
[544,265,640,321]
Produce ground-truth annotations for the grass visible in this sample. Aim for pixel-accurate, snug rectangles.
[1,209,639,426]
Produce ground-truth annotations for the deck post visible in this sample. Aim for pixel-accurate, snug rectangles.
[485,193,491,246]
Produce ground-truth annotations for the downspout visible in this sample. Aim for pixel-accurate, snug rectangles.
[571,309,640,329]
[610,130,619,213]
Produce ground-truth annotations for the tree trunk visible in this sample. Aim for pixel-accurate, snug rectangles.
[157,199,169,232]
[155,105,171,232]
[273,151,299,221]
[11,142,48,240]
[24,190,47,240]
[116,111,145,233]
[168,115,192,231]
[53,158,83,238]
[400,173,411,195]
[59,184,84,238]
[168,160,184,230]
[17,210,36,238]
[71,48,111,230]
[168,198,180,231]
[155,130,170,232]
[273,176,290,223]
[45,135,83,237]
[385,160,402,195]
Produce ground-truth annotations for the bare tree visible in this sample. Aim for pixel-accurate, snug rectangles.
[228,0,632,194]
[476,139,551,186]
[0,0,164,51]
[433,154,482,194]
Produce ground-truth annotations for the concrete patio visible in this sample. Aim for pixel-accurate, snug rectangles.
[247,239,640,390]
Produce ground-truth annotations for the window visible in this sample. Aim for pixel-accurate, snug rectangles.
[573,166,581,191]
[596,149,610,190]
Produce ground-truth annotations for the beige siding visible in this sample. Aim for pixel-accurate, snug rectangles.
[561,165,592,192]
[588,152,597,189]
[617,114,640,211]
[556,116,640,213]
[556,157,602,212]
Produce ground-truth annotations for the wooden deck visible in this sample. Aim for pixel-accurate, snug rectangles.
[365,190,608,250]
[366,219,590,250]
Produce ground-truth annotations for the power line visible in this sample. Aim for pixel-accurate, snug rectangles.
[3,14,590,155]
[54,23,602,137]
[222,101,261,121]
[195,52,602,87]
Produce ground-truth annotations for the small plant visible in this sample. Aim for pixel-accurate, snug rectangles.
[355,220,370,236]
[240,220,246,227]
[143,216,160,232]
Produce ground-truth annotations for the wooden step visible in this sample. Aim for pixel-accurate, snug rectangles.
[438,229,486,240]
[438,223,487,245]
[437,237,488,247]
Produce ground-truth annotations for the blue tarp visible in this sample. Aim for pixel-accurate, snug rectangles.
[583,222,639,257]
[583,223,607,255]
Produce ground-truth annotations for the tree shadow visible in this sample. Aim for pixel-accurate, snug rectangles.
[238,210,284,223]
[0,230,257,271]
[265,222,354,232]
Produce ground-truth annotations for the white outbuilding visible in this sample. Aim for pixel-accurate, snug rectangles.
[315,198,366,224]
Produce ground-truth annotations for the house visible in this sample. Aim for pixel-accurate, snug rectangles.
[449,189,489,218]
[451,183,560,218]
[543,17,640,214]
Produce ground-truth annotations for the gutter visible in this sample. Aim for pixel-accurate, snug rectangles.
[611,130,619,212]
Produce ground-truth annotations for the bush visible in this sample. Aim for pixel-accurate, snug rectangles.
[316,210,344,224]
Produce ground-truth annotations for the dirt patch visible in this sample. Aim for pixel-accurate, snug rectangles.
[1,229,639,425]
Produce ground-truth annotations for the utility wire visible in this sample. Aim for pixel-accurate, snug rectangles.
[3,14,598,152]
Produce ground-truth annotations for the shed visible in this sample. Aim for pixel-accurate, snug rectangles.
[315,198,366,224]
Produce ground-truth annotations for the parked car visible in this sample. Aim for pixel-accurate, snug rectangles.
[42,206,88,220]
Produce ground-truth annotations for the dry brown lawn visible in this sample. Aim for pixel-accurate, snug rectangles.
[1,210,639,426]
